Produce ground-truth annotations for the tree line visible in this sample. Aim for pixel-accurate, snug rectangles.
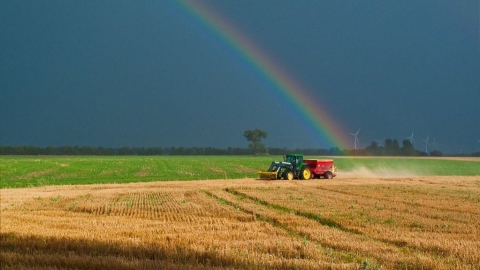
[354,139,444,156]
[1,144,479,156]
[0,145,340,156]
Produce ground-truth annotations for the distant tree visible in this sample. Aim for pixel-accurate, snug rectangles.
[365,141,379,155]
[392,139,400,154]
[401,139,417,156]
[117,147,133,155]
[382,139,401,155]
[384,139,393,155]
[430,150,443,157]
[243,129,268,154]
[329,147,343,156]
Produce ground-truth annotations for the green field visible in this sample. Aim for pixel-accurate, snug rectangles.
[1,156,479,188]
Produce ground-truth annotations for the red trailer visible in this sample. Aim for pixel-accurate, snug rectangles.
[304,159,337,179]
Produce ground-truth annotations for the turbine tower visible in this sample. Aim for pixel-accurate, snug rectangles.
[431,138,438,151]
[375,139,384,147]
[350,129,360,150]
[422,135,429,153]
[406,131,415,145]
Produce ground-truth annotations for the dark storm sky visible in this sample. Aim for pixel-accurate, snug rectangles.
[1,1,479,153]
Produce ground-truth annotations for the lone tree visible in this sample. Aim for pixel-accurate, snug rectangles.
[243,129,267,154]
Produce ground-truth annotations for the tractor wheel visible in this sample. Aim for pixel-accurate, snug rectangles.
[324,171,333,179]
[300,167,312,180]
[284,170,294,180]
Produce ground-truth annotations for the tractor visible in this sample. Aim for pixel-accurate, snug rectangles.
[258,154,312,180]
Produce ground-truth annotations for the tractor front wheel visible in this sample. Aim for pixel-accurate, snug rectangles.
[324,171,333,179]
[300,167,312,180]
[284,170,294,180]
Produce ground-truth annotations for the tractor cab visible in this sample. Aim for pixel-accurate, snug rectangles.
[284,154,304,169]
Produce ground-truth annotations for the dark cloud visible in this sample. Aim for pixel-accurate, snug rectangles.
[1,1,479,153]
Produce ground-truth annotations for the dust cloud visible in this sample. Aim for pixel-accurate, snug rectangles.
[338,166,423,178]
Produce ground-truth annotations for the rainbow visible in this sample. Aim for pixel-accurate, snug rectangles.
[176,0,351,149]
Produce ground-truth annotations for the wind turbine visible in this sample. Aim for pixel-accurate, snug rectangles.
[375,139,384,147]
[406,131,415,145]
[350,129,360,150]
[422,135,429,153]
[431,138,438,151]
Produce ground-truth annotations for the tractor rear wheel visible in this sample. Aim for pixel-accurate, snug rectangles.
[324,171,333,179]
[299,167,312,180]
[284,170,294,180]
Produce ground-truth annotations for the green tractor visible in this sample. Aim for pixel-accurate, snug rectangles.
[258,154,312,180]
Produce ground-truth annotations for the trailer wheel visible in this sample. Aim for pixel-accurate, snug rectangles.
[299,167,311,180]
[324,171,333,179]
[284,170,294,180]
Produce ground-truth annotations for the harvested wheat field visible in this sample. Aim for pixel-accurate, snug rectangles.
[1,176,480,269]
